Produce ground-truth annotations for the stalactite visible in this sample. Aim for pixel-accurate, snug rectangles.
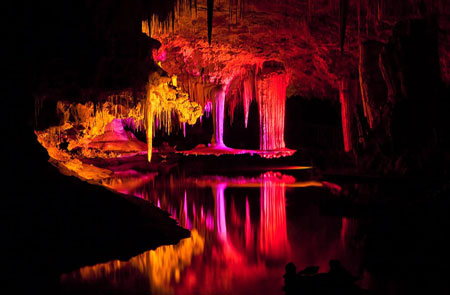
[207,0,214,45]
[339,78,352,152]
[212,88,226,146]
[145,99,154,162]
[357,0,361,42]
[45,73,202,163]
[339,0,349,54]
[243,78,254,128]
[147,0,251,46]
[142,19,150,37]
[226,87,240,124]
[178,76,217,121]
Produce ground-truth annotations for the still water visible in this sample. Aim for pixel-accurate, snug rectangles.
[60,169,365,294]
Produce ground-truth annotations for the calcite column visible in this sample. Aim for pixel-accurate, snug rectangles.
[211,88,226,147]
[256,61,289,151]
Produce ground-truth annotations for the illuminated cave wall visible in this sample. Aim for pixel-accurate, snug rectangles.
[149,1,301,151]
[147,0,450,158]
[32,0,450,167]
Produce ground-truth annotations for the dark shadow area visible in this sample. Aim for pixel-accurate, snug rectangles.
[3,126,190,293]
[285,96,344,152]
[283,260,365,295]
[4,2,189,293]
[224,100,260,150]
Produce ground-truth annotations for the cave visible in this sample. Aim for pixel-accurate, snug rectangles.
[4,0,450,294]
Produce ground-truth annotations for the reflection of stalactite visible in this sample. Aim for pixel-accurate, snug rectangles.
[215,183,227,241]
[340,217,348,247]
[183,191,192,229]
[245,197,253,250]
[259,172,288,260]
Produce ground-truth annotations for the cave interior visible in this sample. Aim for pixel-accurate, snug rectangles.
[4,0,450,294]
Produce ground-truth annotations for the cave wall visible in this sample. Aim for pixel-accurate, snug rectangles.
[27,0,450,171]
[353,18,450,174]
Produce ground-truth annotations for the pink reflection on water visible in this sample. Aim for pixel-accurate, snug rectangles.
[259,173,289,260]
[341,217,348,247]
[215,184,227,240]
[183,191,192,229]
[206,211,214,230]
[245,197,253,250]
[62,171,353,294]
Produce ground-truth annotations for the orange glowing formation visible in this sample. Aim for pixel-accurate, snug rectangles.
[36,71,202,169]
[61,230,204,294]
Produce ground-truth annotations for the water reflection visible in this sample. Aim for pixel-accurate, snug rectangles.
[61,172,358,294]
[61,230,204,294]
[259,173,289,260]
